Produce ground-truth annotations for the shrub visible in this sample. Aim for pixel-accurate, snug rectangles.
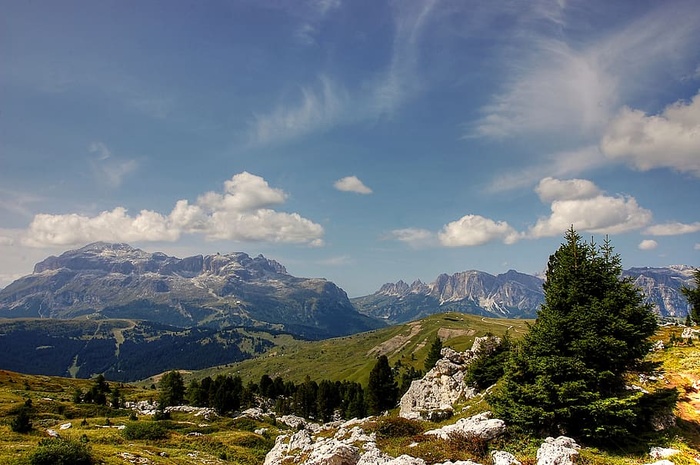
[11,407,33,433]
[29,438,93,465]
[375,416,423,439]
[445,431,489,460]
[122,421,169,440]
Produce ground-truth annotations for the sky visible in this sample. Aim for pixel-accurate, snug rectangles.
[1,0,699,297]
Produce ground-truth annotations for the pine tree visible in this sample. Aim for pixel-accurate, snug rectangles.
[424,336,443,372]
[489,228,673,443]
[366,355,398,415]
[681,268,700,325]
[158,371,185,408]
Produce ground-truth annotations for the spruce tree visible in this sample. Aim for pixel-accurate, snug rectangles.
[424,336,443,372]
[681,268,700,325]
[158,371,185,408]
[489,228,670,442]
[366,355,398,415]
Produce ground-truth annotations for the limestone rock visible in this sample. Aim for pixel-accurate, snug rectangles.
[492,450,521,465]
[399,340,501,420]
[536,436,580,465]
[649,447,680,459]
[423,412,506,441]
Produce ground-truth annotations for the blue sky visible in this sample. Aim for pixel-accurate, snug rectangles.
[1,0,699,297]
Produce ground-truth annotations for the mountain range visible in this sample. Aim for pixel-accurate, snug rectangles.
[0,242,382,339]
[0,242,695,331]
[352,266,695,324]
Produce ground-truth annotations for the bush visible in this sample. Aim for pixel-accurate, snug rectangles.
[444,431,489,460]
[29,438,93,465]
[11,407,33,433]
[122,421,169,440]
[375,416,423,438]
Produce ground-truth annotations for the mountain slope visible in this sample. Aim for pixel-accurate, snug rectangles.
[353,266,695,324]
[0,318,289,381]
[0,242,383,339]
[195,312,532,385]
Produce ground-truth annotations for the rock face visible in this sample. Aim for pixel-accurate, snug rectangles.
[0,242,383,339]
[353,266,695,323]
[399,337,497,420]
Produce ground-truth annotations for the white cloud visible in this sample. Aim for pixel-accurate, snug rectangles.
[695,243,700,251]
[438,215,519,247]
[535,177,601,202]
[89,142,138,188]
[334,176,373,194]
[527,178,652,238]
[638,239,658,250]
[22,172,324,247]
[389,228,435,248]
[0,236,14,246]
[601,92,700,176]
[645,221,700,236]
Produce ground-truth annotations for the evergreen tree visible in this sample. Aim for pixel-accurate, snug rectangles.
[11,406,33,433]
[366,355,398,415]
[489,228,672,443]
[158,371,185,408]
[424,336,443,372]
[681,268,700,325]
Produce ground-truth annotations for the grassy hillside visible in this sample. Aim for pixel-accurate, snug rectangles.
[0,316,699,464]
[188,313,532,386]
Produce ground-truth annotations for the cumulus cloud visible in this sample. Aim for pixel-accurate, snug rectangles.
[0,236,14,246]
[535,177,602,202]
[638,239,658,250]
[334,176,373,194]
[601,92,700,176]
[527,177,652,238]
[645,221,700,236]
[438,215,519,247]
[22,172,324,247]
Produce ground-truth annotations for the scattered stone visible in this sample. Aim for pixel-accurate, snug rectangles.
[649,447,680,459]
[644,461,674,465]
[423,412,506,441]
[59,422,72,430]
[118,452,150,464]
[255,428,268,435]
[536,436,579,465]
[491,450,521,465]
[45,429,59,438]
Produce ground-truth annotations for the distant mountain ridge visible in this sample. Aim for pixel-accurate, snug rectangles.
[352,266,695,324]
[0,242,382,339]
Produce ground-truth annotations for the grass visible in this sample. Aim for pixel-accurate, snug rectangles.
[1,316,699,464]
[189,312,532,386]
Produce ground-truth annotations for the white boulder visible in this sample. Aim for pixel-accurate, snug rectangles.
[423,412,506,441]
[536,436,580,465]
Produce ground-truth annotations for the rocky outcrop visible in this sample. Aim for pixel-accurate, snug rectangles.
[423,412,505,441]
[535,436,579,465]
[264,414,509,465]
[399,337,498,420]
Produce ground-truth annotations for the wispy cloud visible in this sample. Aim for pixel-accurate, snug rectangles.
[645,221,700,236]
[88,142,138,188]
[22,172,324,247]
[248,0,439,146]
